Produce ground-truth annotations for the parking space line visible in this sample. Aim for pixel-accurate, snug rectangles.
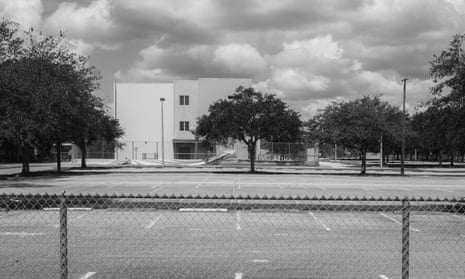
[79,272,96,279]
[250,259,269,263]
[145,214,163,229]
[235,272,243,279]
[309,212,331,231]
[453,214,465,221]
[236,211,241,230]
[379,275,389,279]
[380,213,420,232]
[435,189,455,194]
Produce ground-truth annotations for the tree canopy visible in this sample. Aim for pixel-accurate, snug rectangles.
[0,19,123,173]
[195,86,302,172]
[308,96,404,174]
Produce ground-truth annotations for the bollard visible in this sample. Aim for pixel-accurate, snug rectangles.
[401,198,410,279]
[59,193,68,279]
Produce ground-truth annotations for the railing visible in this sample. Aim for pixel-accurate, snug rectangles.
[2,194,464,279]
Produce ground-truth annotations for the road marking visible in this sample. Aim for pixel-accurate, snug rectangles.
[380,213,421,232]
[435,188,455,194]
[145,214,163,229]
[379,275,389,279]
[453,214,465,221]
[236,211,241,230]
[179,208,228,212]
[250,259,269,263]
[0,232,44,237]
[79,272,96,279]
[396,188,413,192]
[76,214,84,219]
[43,208,92,211]
[309,212,331,231]
[318,186,327,190]
[235,272,243,279]
[151,185,165,193]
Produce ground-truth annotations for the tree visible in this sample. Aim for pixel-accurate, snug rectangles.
[195,86,302,173]
[310,96,404,174]
[426,33,465,165]
[72,103,124,169]
[0,19,122,174]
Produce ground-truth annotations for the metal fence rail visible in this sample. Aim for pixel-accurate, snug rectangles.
[1,194,464,279]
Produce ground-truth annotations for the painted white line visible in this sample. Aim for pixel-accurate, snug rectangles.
[145,214,163,229]
[273,233,298,237]
[179,208,228,212]
[249,250,263,254]
[43,208,92,211]
[0,232,45,237]
[76,214,84,219]
[435,189,455,194]
[250,259,269,263]
[236,211,241,230]
[379,275,389,279]
[309,212,331,231]
[235,272,243,279]
[79,272,97,279]
[396,188,413,192]
[318,186,327,190]
[380,213,421,232]
[151,185,165,193]
[380,213,402,226]
[453,214,465,221]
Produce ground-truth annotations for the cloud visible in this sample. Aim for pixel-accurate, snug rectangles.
[43,0,113,39]
[42,0,117,54]
[0,0,43,29]
[213,44,266,76]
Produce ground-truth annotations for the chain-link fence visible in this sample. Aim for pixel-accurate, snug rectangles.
[1,194,464,279]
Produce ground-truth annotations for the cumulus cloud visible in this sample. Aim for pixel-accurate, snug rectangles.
[213,44,266,76]
[25,0,463,118]
[0,0,43,29]
[43,0,113,40]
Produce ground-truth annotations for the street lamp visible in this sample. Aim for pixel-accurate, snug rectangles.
[401,78,408,176]
[160,97,165,167]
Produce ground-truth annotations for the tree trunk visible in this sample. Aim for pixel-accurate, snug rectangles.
[56,142,62,173]
[248,143,256,173]
[449,153,454,167]
[438,153,442,166]
[360,151,367,175]
[20,143,30,175]
[79,142,87,169]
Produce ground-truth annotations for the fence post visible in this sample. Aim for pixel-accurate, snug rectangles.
[401,198,410,279]
[59,192,68,279]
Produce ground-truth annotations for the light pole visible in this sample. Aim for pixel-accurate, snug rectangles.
[401,78,408,176]
[160,97,165,167]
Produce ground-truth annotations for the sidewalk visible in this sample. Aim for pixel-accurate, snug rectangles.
[1,160,465,177]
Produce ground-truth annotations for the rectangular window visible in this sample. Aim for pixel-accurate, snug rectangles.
[180,95,189,106]
[179,121,190,131]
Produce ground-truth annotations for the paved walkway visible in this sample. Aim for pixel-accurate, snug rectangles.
[1,160,465,177]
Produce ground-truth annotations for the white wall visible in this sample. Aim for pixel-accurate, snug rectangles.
[115,83,174,160]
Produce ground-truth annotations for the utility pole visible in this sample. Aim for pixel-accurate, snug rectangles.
[401,78,408,176]
[160,98,165,167]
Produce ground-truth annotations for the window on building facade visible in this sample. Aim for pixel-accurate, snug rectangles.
[180,95,189,106]
[179,121,190,131]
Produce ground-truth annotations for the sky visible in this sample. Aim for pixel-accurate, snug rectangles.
[1,0,465,119]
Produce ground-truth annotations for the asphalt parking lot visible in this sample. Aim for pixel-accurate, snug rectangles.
[1,171,465,199]
[1,207,464,279]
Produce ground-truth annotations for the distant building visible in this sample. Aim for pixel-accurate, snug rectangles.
[113,78,252,160]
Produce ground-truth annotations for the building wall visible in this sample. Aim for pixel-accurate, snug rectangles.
[197,78,252,117]
[113,78,253,161]
[115,83,174,160]
[173,80,198,140]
